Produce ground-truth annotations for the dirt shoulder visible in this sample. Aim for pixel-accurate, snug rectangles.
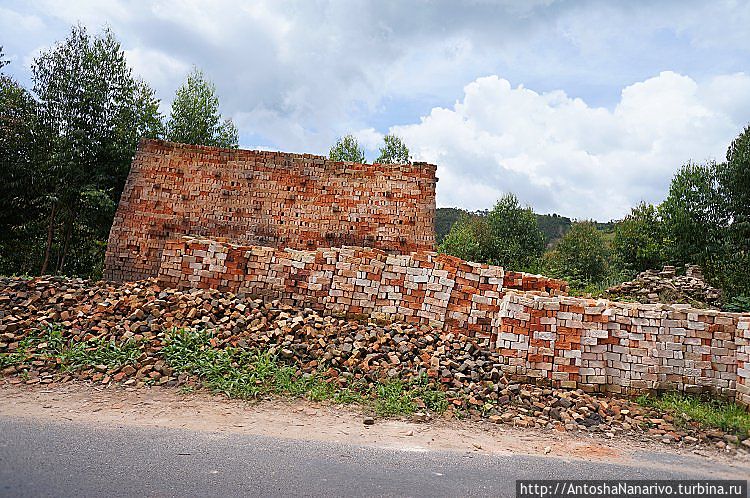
[2,380,748,477]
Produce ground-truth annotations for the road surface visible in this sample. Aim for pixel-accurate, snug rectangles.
[1,416,747,497]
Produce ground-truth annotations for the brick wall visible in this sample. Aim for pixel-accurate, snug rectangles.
[157,236,750,406]
[104,139,437,282]
[157,237,566,337]
[497,292,744,397]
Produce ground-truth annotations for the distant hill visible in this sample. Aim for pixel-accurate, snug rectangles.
[435,207,468,244]
[435,208,612,247]
[535,213,572,246]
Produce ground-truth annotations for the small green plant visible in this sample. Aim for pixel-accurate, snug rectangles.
[723,295,750,313]
[375,380,416,416]
[0,325,143,373]
[373,376,448,416]
[0,326,63,369]
[636,392,750,438]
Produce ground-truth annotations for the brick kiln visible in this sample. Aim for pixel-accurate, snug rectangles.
[104,139,437,282]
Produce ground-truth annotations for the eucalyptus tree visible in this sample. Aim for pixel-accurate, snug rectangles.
[375,134,410,164]
[329,135,366,163]
[165,68,239,148]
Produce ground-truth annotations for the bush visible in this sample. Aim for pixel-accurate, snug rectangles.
[544,221,610,287]
[438,214,490,263]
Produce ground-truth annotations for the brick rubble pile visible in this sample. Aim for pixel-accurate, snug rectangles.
[1,276,750,452]
[607,265,722,305]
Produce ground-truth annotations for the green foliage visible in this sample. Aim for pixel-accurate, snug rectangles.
[0,71,49,275]
[485,194,546,270]
[544,221,610,286]
[722,125,750,242]
[165,67,238,148]
[439,193,544,271]
[614,202,667,274]
[434,207,467,244]
[329,135,366,163]
[659,161,726,266]
[1,326,143,372]
[722,295,750,313]
[438,214,490,263]
[375,134,410,164]
[439,210,577,253]
[162,328,353,401]
[636,392,750,438]
[716,125,750,298]
[161,328,446,412]
[651,132,750,301]
[61,337,143,371]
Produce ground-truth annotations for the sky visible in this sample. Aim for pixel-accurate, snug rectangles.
[2,0,750,220]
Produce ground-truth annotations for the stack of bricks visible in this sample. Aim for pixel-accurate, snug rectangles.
[496,292,746,397]
[737,316,750,406]
[104,139,437,282]
[157,236,508,338]
[503,270,569,295]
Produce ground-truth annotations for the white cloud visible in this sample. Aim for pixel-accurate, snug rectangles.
[123,47,189,96]
[392,72,750,220]
[353,128,384,152]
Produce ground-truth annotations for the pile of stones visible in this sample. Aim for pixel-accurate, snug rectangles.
[0,276,746,451]
[606,265,722,306]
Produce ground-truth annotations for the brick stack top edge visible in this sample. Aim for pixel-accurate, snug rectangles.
[103,139,438,283]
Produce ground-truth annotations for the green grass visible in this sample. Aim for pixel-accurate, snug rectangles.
[1,326,144,373]
[162,328,364,403]
[162,329,448,415]
[636,392,750,438]
[3,326,449,418]
[0,327,61,369]
[374,376,448,416]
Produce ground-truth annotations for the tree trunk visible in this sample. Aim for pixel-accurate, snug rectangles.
[40,202,58,275]
[56,215,74,274]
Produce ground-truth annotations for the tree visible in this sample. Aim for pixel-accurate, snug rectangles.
[375,134,409,164]
[713,125,750,299]
[329,135,366,163]
[0,67,51,275]
[659,161,725,267]
[438,214,490,263]
[165,67,238,148]
[661,162,722,268]
[30,25,163,276]
[0,46,8,70]
[721,125,750,248]
[485,193,545,270]
[439,193,545,270]
[613,202,666,274]
[544,221,610,286]
[435,207,468,244]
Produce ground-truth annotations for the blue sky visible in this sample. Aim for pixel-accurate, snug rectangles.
[2,0,749,219]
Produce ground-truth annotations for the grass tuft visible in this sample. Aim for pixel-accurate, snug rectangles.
[636,392,750,438]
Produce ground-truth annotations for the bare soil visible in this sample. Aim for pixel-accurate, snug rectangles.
[1,380,748,474]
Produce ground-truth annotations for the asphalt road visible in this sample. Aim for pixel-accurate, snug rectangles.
[0,416,746,497]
